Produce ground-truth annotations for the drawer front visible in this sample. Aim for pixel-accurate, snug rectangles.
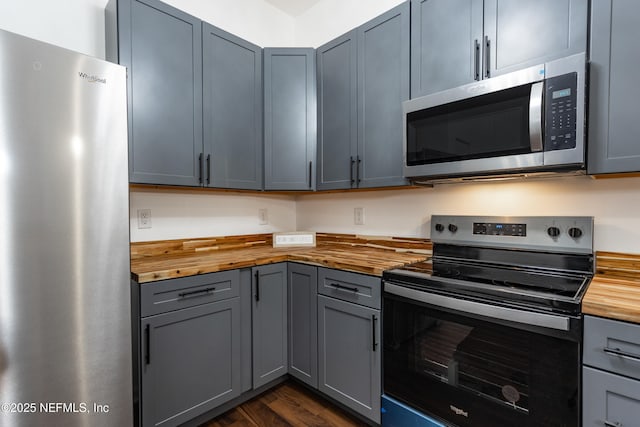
[318,267,380,309]
[584,315,640,380]
[140,270,240,317]
[583,366,640,427]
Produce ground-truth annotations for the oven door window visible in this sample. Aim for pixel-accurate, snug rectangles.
[406,83,532,166]
[383,293,579,427]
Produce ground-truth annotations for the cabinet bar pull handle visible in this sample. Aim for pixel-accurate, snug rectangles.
[144,324,150,365]
[350,156,355,186]
[356,156,361,185]
[474,39,480,81]
[206,154,211,185]
[198,153,203,184]
[484,36,491,78]
[372,315,378,352]
[255,270,260,302]
[309,161,313,189]
[603,347,640,363]
[331,283,359,293]
[178,287,216,299]
[604,421,622,427]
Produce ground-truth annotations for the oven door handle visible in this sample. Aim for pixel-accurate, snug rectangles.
[529,81,544,152]
[384,282,570,331]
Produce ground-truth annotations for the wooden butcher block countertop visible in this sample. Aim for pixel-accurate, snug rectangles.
[131,233,432,284]
[583,251,640,324]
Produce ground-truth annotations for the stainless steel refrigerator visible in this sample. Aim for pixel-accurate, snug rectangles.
[0,29,133,426]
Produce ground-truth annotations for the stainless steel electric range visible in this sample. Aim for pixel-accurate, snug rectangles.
[381,215,594,427]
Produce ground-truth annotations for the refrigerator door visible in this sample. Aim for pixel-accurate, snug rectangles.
[0,30,132,426]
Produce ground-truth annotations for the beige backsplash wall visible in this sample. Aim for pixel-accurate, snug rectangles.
[295,176,640,254]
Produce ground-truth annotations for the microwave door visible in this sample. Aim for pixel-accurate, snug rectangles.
[403,79,545,179]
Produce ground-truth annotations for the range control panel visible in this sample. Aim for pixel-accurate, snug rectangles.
[432,215,593,254]
[473,222,526,237]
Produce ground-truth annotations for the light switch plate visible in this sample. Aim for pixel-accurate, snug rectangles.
[272,231,316,248]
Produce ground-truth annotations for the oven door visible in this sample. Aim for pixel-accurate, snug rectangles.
[383,283,581,427]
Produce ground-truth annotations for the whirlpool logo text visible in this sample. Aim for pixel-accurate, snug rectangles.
[78,72,106,84]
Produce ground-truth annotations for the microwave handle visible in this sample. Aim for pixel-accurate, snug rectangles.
[529,81,544,152]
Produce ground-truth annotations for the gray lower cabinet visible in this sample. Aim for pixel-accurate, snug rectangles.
[588,0,640,174]
[252,263,288,388]
[288,263,318,388]
[410,0,588,97]
[107,0,203,186]
[318,295,381,423]
[583,315,640,426]
[264,48,317,190]
[203,24,263,189]
[140,297,241,427]
[317,3,409,190]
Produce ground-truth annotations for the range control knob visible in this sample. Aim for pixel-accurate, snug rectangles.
[434,223,445,232]
[448,224,458,233]
[547,226,561,238]
[568,227,583,239]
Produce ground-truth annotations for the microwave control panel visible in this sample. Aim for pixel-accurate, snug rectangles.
[544,72,577,151]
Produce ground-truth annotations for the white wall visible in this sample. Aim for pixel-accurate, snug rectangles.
[130,190,296,242]
[293,0,404,47]
[296,176,640,254]
[0,0,110,58]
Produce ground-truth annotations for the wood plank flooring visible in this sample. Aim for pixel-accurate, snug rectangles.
[201,381,368,427]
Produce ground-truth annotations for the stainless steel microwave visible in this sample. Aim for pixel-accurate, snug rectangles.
[403,53,587,183]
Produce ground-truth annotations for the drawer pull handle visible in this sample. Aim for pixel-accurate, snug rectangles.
[604,421,622,427]
[331,283,359,293]
[603,347,640,363]
[178,287,216,299]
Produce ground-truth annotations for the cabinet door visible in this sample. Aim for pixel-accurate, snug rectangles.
[264,48,317,190]
[141,298,240,427]
[316,30,358,190]
[252,263,288,388]
[588,0,640,174]
[118,0,203,186]
[357,3,409,188]
[484,0,588,78]
[318,295,381,423]
[288,263,318,388]
[410,0,483,97]
[583,366,640,427]
[203,24,263,189]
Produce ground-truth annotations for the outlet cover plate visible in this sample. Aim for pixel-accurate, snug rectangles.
[273,231,316,248]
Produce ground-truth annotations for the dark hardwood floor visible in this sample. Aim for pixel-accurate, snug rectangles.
[202,381,368,427]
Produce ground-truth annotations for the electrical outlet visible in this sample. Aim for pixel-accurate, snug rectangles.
[354,207,365,225]
[137,209,152,229]
[258,208,268,225]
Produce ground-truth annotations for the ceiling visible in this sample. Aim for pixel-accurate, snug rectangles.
[263,0,323,16]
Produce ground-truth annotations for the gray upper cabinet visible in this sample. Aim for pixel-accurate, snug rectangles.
[288,263,318,388]
[252,263,288,388]
[140,298,241,427]
[264,48,317,190]
[484,0,588,78]
[203,24,263,189]
[317,3,409,190]
[588,0,640,174]
[109,0,203,186]
[410,0,587,97]
[357,2,410,188]
[316,31,358,190]
[411,0,483,98]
